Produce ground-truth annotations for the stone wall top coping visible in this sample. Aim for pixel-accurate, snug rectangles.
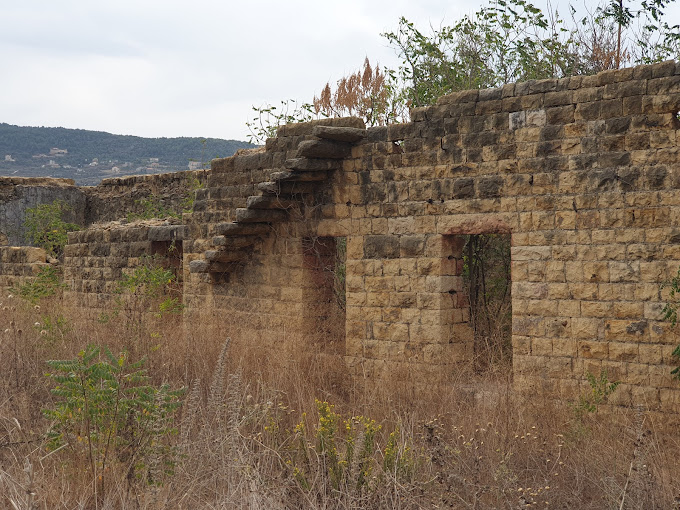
[276,117,366,137]
[80,218,183,233]
[0,176,76,187]
[432,60,679,106]
[97,169,207,187]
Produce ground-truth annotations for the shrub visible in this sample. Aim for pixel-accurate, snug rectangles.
[126,197,179,221]
[126,176,202,221]
[43,345,184,492]
[23,200,80,258]
[11,265,65,303]
[99,256,183,348]
[572,369,620,419]
[289,399,417,497]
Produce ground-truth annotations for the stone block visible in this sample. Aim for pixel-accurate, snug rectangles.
[363,235,400,259]
[579,340,608,359]
[311,126,366,142]
[608,342,639,362]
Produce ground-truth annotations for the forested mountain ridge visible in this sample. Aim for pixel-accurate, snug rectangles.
[0,123,254,185]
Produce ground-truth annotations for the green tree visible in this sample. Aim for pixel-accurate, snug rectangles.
[247,0,678,136]
[600,0,680,66]
[381,0,679,109]
[382,0,580,108]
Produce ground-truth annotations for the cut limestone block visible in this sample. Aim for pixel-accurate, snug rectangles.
[257,181,318,194]
[215,222,271,236]
[212,236,258,249]
[245,195,297,210]
[270,170,327,182]
[312,125,366,142]
[204,249,251,263]
[235,208,288,223]
[296,140,351,159]
[285,158,342,171]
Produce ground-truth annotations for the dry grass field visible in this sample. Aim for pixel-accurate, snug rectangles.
[1,289,679,509]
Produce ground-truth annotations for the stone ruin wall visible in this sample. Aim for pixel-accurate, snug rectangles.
[181,60,680,412]
[3,61,680,411]
[0,177,86,246]
[0,171,205,307]
[0,246,51,289]
[85,170,208,224]
[0,170,207,245]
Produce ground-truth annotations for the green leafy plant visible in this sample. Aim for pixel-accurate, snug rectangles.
[572,369,620,418]
[126,197,179,222]
[180,173,202,213]
[100,256,182,344]
[127,176,202,221]
[43,345,184,493]
[291,400,384,493]
[246,99,318,145]
[661,266,680,379]
[11,265,66,303]
[383,426,415,480]
[116,258,177,298]
[23,200,80,258]
[33,313,71,343]
[333,237,347,311]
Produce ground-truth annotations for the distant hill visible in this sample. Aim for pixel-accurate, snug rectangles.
[0,123,255,185]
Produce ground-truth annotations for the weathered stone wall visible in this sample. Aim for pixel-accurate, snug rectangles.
[63,220,185,312]
[5,61,680,412]
[84,170,208,224]
[0,246,50,290]
[181,61,680,411]
[0,177,86,245]
[0,172,203,306]
[0,171,206,249]
[182,121,359,353]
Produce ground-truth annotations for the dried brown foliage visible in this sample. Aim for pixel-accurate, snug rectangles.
[1,290,679,508]
[313,58,405,127]
[570,5,632,74]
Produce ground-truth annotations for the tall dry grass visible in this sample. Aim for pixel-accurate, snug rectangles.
[1,290,679,509]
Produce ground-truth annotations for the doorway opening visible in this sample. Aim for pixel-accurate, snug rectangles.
[463,234,512,371]
[443,233,512,371]
[302,236,346,355]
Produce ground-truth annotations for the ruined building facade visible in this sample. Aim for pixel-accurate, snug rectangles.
[3,61,680,411]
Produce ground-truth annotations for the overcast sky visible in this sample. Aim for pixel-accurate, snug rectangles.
[1,1,677,142]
